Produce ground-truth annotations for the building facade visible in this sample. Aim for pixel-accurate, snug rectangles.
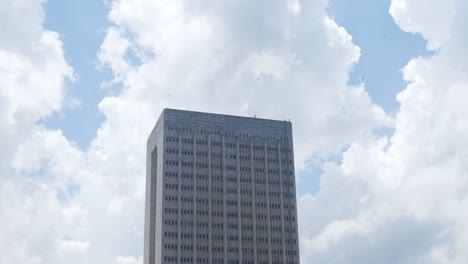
[144,109,300,264]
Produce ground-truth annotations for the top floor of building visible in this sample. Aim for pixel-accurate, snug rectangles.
[149,108,294,145]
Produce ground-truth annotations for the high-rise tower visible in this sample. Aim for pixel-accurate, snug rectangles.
[144,109,300,264]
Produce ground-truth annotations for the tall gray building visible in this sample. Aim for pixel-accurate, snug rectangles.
[145,109,300,264]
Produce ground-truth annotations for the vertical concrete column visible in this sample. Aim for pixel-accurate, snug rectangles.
[264,142,273,263]
[278,142,287,263]
[177,135,182,263]
[146,146,157,264]
[249,139,258,263]
[207,136,213,264]
[236,138,243,262]
[283,144,293,263]
[193,135,198,262]
[288,139,300,264]
[222,137,227,264]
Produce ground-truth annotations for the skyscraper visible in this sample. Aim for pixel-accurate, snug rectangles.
[144,109,300,264]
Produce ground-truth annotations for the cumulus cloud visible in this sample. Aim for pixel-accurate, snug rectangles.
[0,13,72,160]
[0,0,387,262]
[98,0,389,168]
[0,0,86,263]
[390,0,455,51]
[86,0,387,262]
[297,0,468,263]
[4,0,468,263]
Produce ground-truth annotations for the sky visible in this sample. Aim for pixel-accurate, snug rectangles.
[1,0,468,263]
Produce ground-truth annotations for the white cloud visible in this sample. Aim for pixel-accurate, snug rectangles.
[1,0,388,262]
[390,0,455,50]
[0,0,80,263]
[298,0,468,263]
[97,27,132,83]
[6,0,468,263]
[0,128,89,264]
[115,256,143,264]
[58,239,89,253]
[0,0,72,161]
[86,0,387,262]
[99,0,389,167]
